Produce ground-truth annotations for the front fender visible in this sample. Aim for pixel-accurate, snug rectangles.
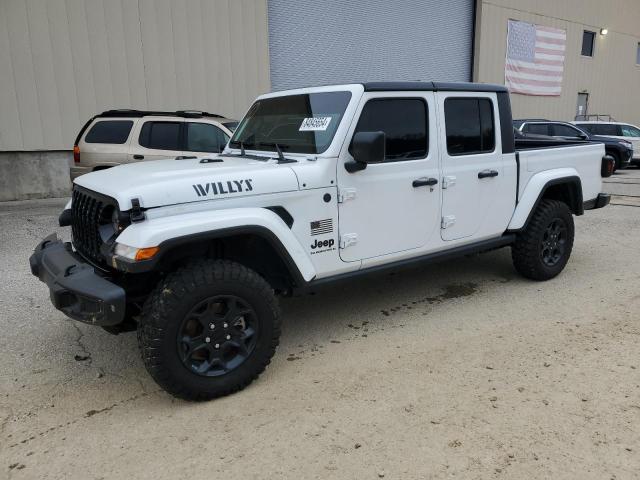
[508,168,580,231]
[115,207,316,282]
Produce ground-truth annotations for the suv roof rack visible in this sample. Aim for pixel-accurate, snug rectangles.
[98,109,225,119]
[574,114,617,122]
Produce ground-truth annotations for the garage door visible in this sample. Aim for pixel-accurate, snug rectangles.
[267,0,474,91]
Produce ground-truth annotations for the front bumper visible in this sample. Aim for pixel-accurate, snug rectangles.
[29,234,126,326]
[583,193,611,210]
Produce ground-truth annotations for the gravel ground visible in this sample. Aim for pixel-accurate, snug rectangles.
[1,171,639,479]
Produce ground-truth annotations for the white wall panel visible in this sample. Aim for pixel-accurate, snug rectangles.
[0,0,270,151]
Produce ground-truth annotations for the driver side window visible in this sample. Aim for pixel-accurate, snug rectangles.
[353,98,428,162]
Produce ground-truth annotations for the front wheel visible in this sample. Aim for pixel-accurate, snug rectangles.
[511,199,575,281]
[137,260,281,401]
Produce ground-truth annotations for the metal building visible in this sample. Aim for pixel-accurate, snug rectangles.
[0,0,638,201]
[474,0,640,124]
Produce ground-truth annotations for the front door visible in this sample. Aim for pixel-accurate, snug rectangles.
[337,93,441,262]
[436,92,509,241]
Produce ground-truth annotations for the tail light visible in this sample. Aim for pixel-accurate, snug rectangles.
[601,155,614,178]
[73,145,80,164]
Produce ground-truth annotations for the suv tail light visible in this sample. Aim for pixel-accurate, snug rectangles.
[73,145,80,164]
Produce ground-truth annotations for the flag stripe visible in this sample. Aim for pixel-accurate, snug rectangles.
[505,64,562,77]
[505,20,565,96]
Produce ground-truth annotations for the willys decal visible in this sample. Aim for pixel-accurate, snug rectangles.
[193,179,253,197]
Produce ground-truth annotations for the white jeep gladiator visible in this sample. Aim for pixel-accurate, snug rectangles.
[30,82,611,400]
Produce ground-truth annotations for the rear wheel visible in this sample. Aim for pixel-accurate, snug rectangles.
[511,199,574,281]
[137,259,280,401]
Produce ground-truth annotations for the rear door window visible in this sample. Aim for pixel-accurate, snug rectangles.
[552,124,583,138]
[593,124,619,136]
[444,98,495,155]
[84,120,133,144]
[525,123,550,136]
[139,121,182,150]
[185,123,229,153]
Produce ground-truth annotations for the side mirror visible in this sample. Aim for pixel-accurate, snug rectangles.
[579,133,588,140]
[345,131,385,173]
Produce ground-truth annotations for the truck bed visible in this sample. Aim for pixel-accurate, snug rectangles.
[516,140,605,205]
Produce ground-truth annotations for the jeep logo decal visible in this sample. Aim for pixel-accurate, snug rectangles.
[192,179,253,197]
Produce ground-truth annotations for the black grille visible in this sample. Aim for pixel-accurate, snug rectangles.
[71,188,112,265]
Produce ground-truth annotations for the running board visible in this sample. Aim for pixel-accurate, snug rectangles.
[299,235,516,292]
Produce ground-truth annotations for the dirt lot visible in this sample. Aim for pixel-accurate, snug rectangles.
[1,171,639,479]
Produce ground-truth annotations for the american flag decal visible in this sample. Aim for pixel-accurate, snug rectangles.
[505,20,566,96]
[310,219,333,236]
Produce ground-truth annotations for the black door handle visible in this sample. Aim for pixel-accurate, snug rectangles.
[478,169,499,179]
[133,154,144,160]
[412,177,438,187]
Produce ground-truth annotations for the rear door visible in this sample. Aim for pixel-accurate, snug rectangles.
[129,119,185,162]
[437,92,511,241]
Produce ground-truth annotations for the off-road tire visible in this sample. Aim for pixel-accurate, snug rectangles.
[137,259,280,401]
[511,199,574,281]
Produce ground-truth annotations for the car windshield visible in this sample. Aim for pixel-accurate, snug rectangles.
[229,91,352,154]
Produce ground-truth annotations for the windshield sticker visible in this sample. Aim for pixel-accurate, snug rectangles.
[299,117,332,131]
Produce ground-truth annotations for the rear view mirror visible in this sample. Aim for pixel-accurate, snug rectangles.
[345,131,385,173]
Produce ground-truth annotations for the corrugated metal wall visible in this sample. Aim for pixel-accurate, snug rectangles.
[0,0,270,151]
[474,0,640,125]
[268,0,474,92]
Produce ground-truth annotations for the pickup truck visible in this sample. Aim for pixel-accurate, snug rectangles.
[30,82,611,401]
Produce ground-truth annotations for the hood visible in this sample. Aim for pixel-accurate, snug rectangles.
[589,134,631,148]
[74,155,300,210]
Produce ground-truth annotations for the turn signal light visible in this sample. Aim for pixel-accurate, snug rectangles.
[134,246,160,261]
[73,145,80,163]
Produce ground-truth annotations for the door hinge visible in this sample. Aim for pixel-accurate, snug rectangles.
[338,188,356,203]
[340,233,358,249]
[442,176,457,189]
[441,215,456,229]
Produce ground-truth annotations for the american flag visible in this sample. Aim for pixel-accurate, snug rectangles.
[505,20,566,96]
[310,219,333,236]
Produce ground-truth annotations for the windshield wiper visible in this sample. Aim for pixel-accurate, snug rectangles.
[256,142,297,164]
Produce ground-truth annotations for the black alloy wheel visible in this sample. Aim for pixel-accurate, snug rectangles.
[540,218,568,267]
[178,295,258,376]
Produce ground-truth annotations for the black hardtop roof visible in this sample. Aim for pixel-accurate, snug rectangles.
[362,81,509,93]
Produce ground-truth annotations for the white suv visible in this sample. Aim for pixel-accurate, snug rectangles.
[574,121,640,165]
[71,110,237,181]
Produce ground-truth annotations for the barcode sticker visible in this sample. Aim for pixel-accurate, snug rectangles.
[299,117,332,131]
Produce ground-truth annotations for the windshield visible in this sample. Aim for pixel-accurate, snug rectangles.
[230,91,352,154]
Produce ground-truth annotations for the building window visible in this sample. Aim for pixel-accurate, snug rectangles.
[636,42,640,65]
[581,31,595,57]
[444,98,495,156]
